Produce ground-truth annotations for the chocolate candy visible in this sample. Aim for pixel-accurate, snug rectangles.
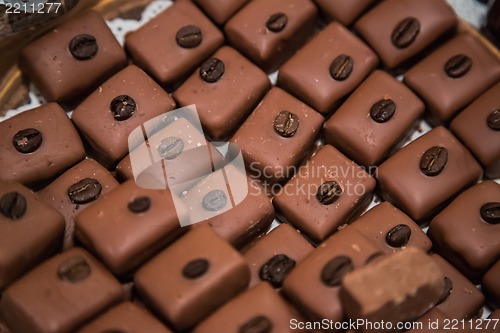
[0,248,123,333]
[0,103,85,185]
[77,302,171,333]
[404,33,500,124]
[74,180,186,276]
[243,224,314,288]
[324,70,424,166]
[193,283,306,333]
[173,46,270,139]
[350,202,432,254]
[225,0,317,72]
[19,11,126,102]
[0,182,64,289]
[72,65,176,167]
[274,145,376,241]
[428,181,500,281]
[355,0,456,68]
[377,126,483,222]
[341,248,446,326]
[125,0,224,88]
[193,0,249,25]
[313,0,374,26]
[39,159,119,250]
[451,81,500,178]
[134,226,250,331]
[231,87,323,185]
[483,260,500,309]
[278,22,378,114]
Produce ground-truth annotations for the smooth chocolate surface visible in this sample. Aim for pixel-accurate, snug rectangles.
[278,22,378,114]
[225,0,317,72]
[404,33,500,123]
[324,70,424,166]
[19,11,126,102]
[0,182,64,290]
[0,248,123,333]
[314,0,374,26]
[134,226,250,331]
[0,103,85,185]
[173,46,270,139]
[377,126,483,222]
[193,0,249,25]
[125,0,224,87]
[483,260,500,309]
[428,181,500,281]
[274,145,376,241]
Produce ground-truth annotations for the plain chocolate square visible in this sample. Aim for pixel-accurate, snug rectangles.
[274,145,376,241]
[19,11,126,102]
[0,103,85,185]
[193,0,249,25]
[324,70,424,166]
[134,226,250,331]
[225,0,317,72]
[313,0,374,25]
[404,33,500,124]
[0,182,64,289]
[278,22,378,114]
[125,0,224,88]
[377,126,483,223]
[173,46,270,139]
[0,248,123,333]
[483,260,500,309]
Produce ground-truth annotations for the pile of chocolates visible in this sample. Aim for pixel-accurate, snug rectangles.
[0,0,499,332]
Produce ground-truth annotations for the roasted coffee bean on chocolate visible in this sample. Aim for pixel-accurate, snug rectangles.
[273,111,299,138]
[370,99,396,123]
[487,109,500,131]
[480,202,500,224]
[158,137,184,160]
[386,224,411,248]
[330,54,354,81]
[321,256,354,287]
[200,57,225,83]
[420,146,448,176]
[183,259,210,279]
[202,190,227,211]
[69,34,98,60]
[67,178,102,204]
[57,255,91,283]
[128,196,151,213]
[0,192,27,220]
[176,25,203,48]
[444,54,472,78]
[13,128,43,154]
[239,316,273,333]
[391,17,421,49]
[316,180,343,205]
[265,13,288,32]
[110,95,136,121]
[259,254,296,288]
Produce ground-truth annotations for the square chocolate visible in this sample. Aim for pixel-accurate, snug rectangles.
[314,0,374,25]
[74,180,186,276]
[355,0,456,69]
[428,181,500,281]
[243,223,314,288]
[193,0,249,25]
[231,87,324,185]
[0,182,64,289]
[0,248,123,333]
[377,126,483,223]
[38,158,119,250]
[116,154,134,181]
[19,11,126,102]
[483,260,500,309]
[274,145,376,241]
[404,33,500,124]
[324,70,424,166]
[125,0,224,88]
[0,103,85,185]
[278,22,378,114]
[224,0,317,72]
[173,46,270,139]
[450,81,500,179]
[134,225,250,331]
[72,65,176,167]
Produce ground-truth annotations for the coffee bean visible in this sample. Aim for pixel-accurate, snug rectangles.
[176,25,202,48]
[321,256,353,287]
[110,95,136,121]
[391,17,421,48]
[445,54,472,78]
[480,202,500,224]
[487,109,500,131]
[273,111,299,137]
[266,13,288,32]
[316,181,343,205]
[0,192,27,220]
[370,99,396,123]
[420,146,448,177]
[200,57,225,83]
[385,224,411,247]
[437,277,453,305]
[259,254,296,288]
[202,190,227,211]
[330,54,354,81]
[67,178,102,204]
[69,34,98,60]
[158,136,184,160]
[182,258,209,279]
[13,128,43,154]
[239,316,273,333]
[57,256,91,283]
[128,196,151,213]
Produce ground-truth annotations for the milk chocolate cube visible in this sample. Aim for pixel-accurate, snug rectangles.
[484,260,500,309]
[193,0,249,25]
[314,0,374,25]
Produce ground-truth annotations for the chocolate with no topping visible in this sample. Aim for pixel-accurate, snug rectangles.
[193,0,249,25]
[313,0,374,26]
